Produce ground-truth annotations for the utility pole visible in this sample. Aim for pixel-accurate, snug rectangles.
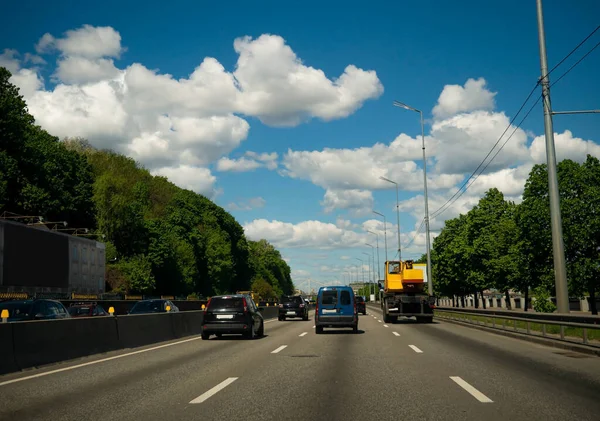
[536,0,569,314]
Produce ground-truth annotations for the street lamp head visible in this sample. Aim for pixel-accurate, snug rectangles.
[379,175,396,185]
[393,100,420,113]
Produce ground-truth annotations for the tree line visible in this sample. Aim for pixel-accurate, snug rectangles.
[428,155,600,314]
[0,67,294,298]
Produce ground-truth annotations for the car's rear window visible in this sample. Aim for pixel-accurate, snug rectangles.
[282,296,303,304]
[209,297,244,309]
[356,296,365,302]
[320,290,337,305]
[69,307,91,316]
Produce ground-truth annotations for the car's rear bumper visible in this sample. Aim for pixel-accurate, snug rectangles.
[202,322,249,334]
[315,316,357,327]
[279,309,305,317]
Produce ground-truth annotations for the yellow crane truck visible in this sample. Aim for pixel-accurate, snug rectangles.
[379,260,434,323]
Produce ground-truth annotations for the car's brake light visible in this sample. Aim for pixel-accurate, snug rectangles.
[278,304,283,308]
[299,304,305,308]
[204,298,211,314]
[242,297,248,313]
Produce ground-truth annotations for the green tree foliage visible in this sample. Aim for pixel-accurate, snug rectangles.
[0,68,95,227]
[0,67,293,297]
[432,158,600,314]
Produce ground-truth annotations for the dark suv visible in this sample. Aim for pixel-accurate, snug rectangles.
[278,295,309,321]
[355,295,366,315]
[202,294,264,340]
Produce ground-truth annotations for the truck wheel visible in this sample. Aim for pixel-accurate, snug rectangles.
[316,326,323,334]
[383,314,392,323]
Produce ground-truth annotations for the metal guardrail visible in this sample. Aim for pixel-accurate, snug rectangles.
[435,308,600,349]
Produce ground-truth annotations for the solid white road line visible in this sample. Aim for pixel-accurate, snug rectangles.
[383,324,389,328]
[0,336,203,387]
[450,376,494,403]
[393,332,401,337]
[271,345,288,354]
[189,377,238,404]
[299,332,308,337]
[409,345,423,353]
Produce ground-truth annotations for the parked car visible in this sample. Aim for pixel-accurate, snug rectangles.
[201,294,264,339]
[355,295,366,315]
[278,295,309,321]
[128,299,179,314]
[0,299,71,322]
[314,286,358,334]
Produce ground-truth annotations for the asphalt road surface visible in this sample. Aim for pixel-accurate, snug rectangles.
[1,304,599,421]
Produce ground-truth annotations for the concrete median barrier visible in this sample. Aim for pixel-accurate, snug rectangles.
[117,313,177,349]
[12,316,121,371]
[0,305,285,376]
[0,323,17,375]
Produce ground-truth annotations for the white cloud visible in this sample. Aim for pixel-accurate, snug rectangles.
[322,189,373,216]
[432,77,496,120]
[37,25,124,59]
[0,49,20,73]
[4,25,381,198]
[216,151,278,172]
[530,130,600,164]
[232,34,384,126]
[152,165,218,199]
[227,197,266,211]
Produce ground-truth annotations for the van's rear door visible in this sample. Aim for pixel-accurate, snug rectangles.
[338,289,355,323]
[318,288,340,322]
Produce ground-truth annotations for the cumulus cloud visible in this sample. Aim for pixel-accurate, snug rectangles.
[152,165,219,199]
[216,151,278,172]
[530,130,600,164]
[227,197,266,211]
[322,189,374,216]
[432,77,496,120]
[4,25,382,196]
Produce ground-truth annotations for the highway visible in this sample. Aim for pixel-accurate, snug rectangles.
[0,305,599,421]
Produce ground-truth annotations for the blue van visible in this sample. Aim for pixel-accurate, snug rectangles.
[315,286,358,334]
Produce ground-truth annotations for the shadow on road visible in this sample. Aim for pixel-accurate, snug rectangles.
[211,334,270,340]
[320,329,366,335]
[389,318,441,325]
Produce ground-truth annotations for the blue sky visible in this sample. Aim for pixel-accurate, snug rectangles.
[1,0,599,293]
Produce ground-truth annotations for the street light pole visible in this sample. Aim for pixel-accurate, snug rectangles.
[362,251,372,296]
[355,258,365,283]
[366,243,376,297]
[535,0,569,314]
[379,176,402,261]
[393,99,433,296]
[373,210,388,262]
[368,230,381,281]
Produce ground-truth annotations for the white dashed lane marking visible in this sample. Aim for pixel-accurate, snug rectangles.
[190,377,238,404]
[409,345,423,353]
[450,376,494,403]
[271,345,288,354]
[393,332,400,337]
[299,332,307,337]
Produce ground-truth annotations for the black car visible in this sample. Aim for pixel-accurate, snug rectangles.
[355,295,366,315]
[0,299,71,322]
[202,294,264,339]
[128,299,179,314]
[278,295,309,321]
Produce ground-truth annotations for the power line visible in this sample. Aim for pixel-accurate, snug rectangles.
[544,25,599,80]
[550,39,600,88]
[429,26,600,220]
